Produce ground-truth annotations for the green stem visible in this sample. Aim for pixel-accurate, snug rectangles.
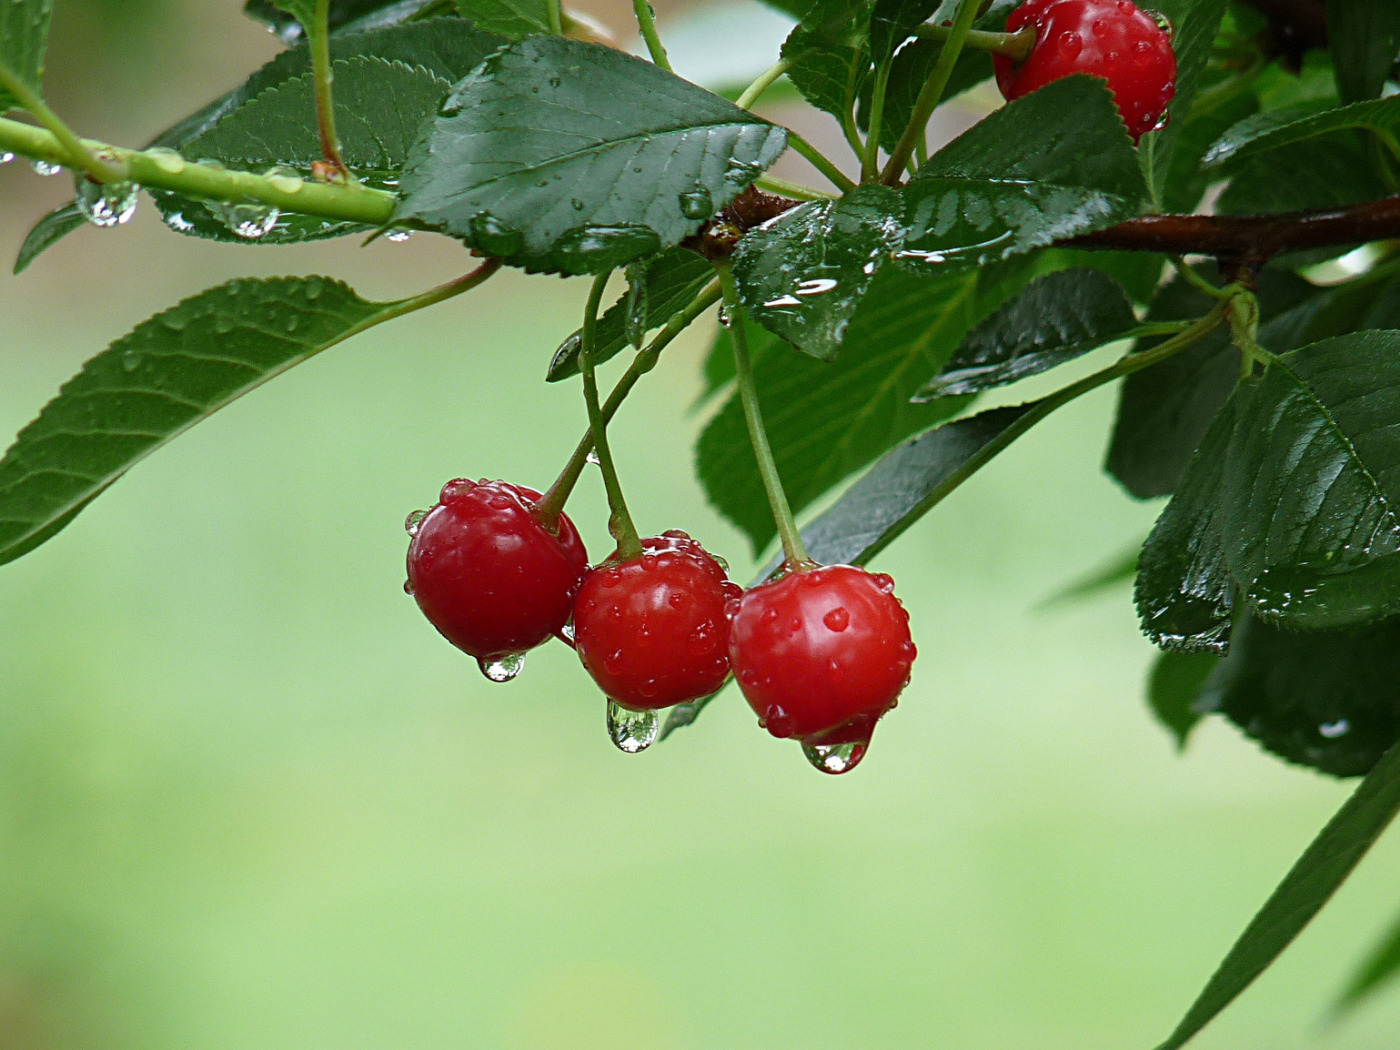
[1169,255,1233,300]
[882,0,981,184]
[546,0,563,35]
[862,59,892,183]
[579,272,644,559]
[363,257,502,329]
[310,0,352,179]
[913,22,1035,61]
[716,262,810,567]
[787,131,857,193]
[754,174,833,201]
[856,302,1233,566]
[632,0,672,71]
[538,280,724,526]
[840,60,867,161]
[0,116,396,225]
[0,63,124,183]
[736,56,794,110]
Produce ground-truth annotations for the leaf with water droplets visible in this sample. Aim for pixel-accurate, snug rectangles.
[0,0,52,115]
[917,269,1139,399]
[0,277,389,566]
[547,248,714,381]
[899,77,1148,273]
[397,36,787,274]
[1151,737,1400,1050]
[733,185,904,362]
[699,262,1035,554]
[1203,96,1400,169]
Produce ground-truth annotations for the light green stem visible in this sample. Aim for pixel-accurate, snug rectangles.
[736,56,794,110]
[754,174,833,201]
[0,62,124,182]
[310,0,352,179]
[0,116,396,225]
[862,59,892,182]
[882,0,981,183]
[546,0,563,35]
[716,263,809,567]
[913,22,1035,61]
[632,0,672,71]
[787,131,857,193]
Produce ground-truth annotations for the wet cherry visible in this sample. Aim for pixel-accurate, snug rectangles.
[728,565,916,774]
[573,530,740,713]
[994,0,1177,141]
[405,479,588,678]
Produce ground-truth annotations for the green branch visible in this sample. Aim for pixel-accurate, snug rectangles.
[632,0,672,71]
[546,0,563,35]
[310,0,352,179]
[0,63,125,183]
[0,116,396,225]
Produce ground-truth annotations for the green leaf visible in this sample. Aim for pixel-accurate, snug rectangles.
[547,248,715,381]
[731,185,904,362]
[1220,332,1400,630]
[259,0,318,30]
[1134,394,1241,654]
[698,264,1025,553]
[1216,133,1392,216]
[0,0,51,114]
[782,0,873,122]
[455,0,550,37]
[790,402,1033,567]
[869,0,937,66]
[1329,0,1400,103]
[245,0,439,42]
[0,278,385,567]
[13,202,82,275]
[1147,650,1217,751]
[918,269,1138,398]
[1155,60,1259,214]
[1136,0,1228,207]
[1038,544,1138,607]
[1202,612,1400,776]
[1203,96,1400,168]
[1152,738,1400,1050]
[898,77,1148,273]
[396,36,787,274]
[1338,907,1400,1011]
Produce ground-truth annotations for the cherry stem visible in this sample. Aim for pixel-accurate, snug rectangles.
[578,271,644,560]
[538,280,724,528]
[736,55,795,110]
[862,57,892,183]
[914,23,1036,62]
[632,0,672,71]
[310,0,353,182]
[786,131,857,194]
[715,262,811,568]
[882,0,981,183]
[0,60,125,183]
[546,0,563,35]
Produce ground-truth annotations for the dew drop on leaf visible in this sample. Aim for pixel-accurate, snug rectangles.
[678,187,714,220]
[606,700,659,753]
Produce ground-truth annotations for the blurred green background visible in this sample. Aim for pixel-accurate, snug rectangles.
[3,3,1400,1047]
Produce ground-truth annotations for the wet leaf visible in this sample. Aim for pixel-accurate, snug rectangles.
[245,0,440,42]
[0,278,386,566]
[732,185,904,361]
[1203,96,1400,168]
[455,0,552,37]
[0,0,50,114]
[397,36,787,274]
[782,0,873,122]
[13,202,82,275]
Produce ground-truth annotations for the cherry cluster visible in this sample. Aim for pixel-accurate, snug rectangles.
[404,480,916,774]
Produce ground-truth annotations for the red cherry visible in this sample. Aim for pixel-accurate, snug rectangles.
[573,530,740,713]
[993,0,1177,141]
[405,479,588,677]
[728,565,916,773]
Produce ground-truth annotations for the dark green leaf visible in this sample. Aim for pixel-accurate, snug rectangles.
[455,0,550,37]
[1337,907,1400,1011]
[1136,0,1229,207]
[0,278,384,566]
[1201,612,1400,776]
[698,264,1026,553]
[547,248,714,381]
[1329,0,1400,103]
[899,77,1148,273]
[918,269,1138,398]
[259,0,318,30]
[1217,133,1392,216]
[397,37,787,274]
[0,0,51,114]
[1152,738,1400,1050]
[1156,62,1259,214]
[1134,394,1241,654]
[792,402,1033,567]
[732,185,904,361]
[1203,96,1400,168]
[1148,650,1217,750]
[782,0,873,122]
[869,0,937,66]
[13,202,82,275]
[245,0,442,42]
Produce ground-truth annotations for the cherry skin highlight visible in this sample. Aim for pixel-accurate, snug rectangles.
[406,479,588,665]
[994,0,1177,141]
[728,565,916,744]
[573,530,740,711]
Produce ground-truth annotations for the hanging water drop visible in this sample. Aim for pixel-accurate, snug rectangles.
[31,159,61,176]
[478,651,526,683]
[404,508,429,536]
[678,187,714,220]
[385,229,412,242]
[606,700,659,753]
[801,737,869,774]
[585,449,601,466]
[73,174,139,228]
[222,200,280,240]
[0,151,14,164]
